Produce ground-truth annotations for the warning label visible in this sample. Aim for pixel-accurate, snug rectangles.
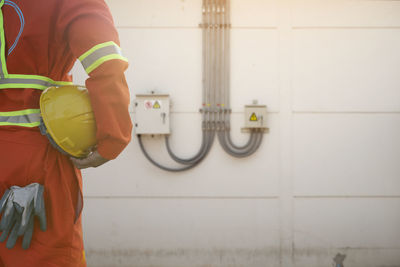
[250,113,258,122]
[144,100,162,110]
[153,101,161,109]
[145,101,153,109]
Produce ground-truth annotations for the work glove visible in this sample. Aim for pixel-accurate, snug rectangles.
[70,150,109,169]
[0,183,46,249]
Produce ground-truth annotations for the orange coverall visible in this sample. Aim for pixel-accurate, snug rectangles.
[0,0,132,266]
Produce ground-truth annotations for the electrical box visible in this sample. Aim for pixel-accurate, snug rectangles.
[242,104,268,133]
[134,94,170,135]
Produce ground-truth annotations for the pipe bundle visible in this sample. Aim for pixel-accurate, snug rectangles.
[139,0,264,172]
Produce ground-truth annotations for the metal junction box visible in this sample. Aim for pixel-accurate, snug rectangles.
[134,94,170,135]
[242,104,268,132]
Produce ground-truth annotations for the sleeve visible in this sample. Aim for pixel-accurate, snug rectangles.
[57,0,132,160]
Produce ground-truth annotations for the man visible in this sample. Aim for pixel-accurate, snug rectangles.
[0,0,132,266]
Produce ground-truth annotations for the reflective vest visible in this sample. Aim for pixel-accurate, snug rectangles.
[0,0,127,128]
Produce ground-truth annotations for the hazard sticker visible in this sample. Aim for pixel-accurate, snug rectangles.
[250,113,258,122]
[144,100,162,110]
[144,100,153,110]
[153,101,161,109]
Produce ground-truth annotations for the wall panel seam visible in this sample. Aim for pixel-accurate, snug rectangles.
[83,196,280,200]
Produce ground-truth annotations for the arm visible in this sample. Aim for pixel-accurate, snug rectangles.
[59,0,132,168]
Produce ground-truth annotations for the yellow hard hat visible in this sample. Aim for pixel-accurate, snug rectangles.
[39,85,97,158]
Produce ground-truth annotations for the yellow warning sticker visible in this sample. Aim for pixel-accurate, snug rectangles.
[153,101,161,109]
[250,113,258,121]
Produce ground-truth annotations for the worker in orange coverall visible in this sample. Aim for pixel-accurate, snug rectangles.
[0,0,132,266]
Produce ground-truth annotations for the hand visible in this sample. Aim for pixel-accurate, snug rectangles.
[70,150,109,169]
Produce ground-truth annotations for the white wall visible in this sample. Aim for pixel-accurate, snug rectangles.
[72,0,400,266]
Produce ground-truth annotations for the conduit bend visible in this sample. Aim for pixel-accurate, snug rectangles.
[138,135,202,172]
[165,129,214,165]
[218,130,262,158]
[139,131,216,172]
[219,130,255,151]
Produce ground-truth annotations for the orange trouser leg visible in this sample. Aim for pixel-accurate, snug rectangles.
[0,131,86,267]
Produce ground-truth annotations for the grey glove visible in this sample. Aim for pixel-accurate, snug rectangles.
[0,183,47,249]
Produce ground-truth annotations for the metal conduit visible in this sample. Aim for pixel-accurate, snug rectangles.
[165,130,211,165]
[216,0,262,157]
[148,0,215,171]
[220,0,227,131]
[222,131,263,157]
[201,0,207,124]
[224,0,230,128]
[210,0,216,130]
[139,134,213,172]
[215,0,222,129]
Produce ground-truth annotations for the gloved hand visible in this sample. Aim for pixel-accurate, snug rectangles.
[0,183,46,249]
[70,150,109,169]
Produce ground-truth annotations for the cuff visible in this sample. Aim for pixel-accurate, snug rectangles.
[96,137,131,160]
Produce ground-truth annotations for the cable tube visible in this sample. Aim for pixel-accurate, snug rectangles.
[219,130,263,158]
[161,0,214,167]
[138,135,203,172]
[219,131,255,154]
[223,0,230,129]
[224,130,256,151]
[165,130,211,165]
[215,0,221,129]
[206,0,212,126]
[206,0,211,125]
[220,0,226,129]
[225,0,231,114]
[201,0,207,122]
[209,0,217,132]
[218,0,264,157]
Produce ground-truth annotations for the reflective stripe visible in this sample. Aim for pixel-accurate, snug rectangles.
[0,0,8,77]
[0,109,40,127]
[79,41,128,74]
[0,75,74,90]
[80,44,122,68]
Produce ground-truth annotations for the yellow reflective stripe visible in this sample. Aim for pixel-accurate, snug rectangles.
[0,74,74,90]
[0,109,41,128]
[78,41,128,74]
[0,84,47,90]
[78,41,118,62]
[86,54,128,74]
[0,109,39,116]
[0,5,8,76]
[0,121,40,127]
[7,74,74,85]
